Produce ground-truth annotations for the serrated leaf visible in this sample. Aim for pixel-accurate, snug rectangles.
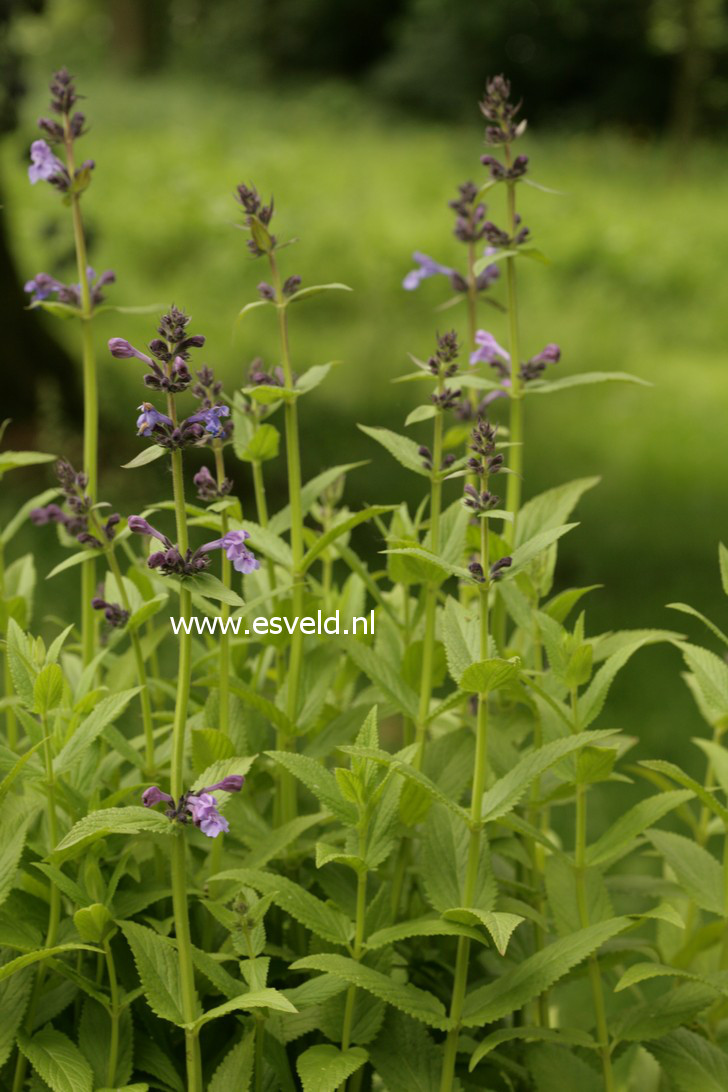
[54,806,173,860]
[79,998,133,1087]
[613,981,719,1043]
[340,642,420,720]
[441,596,480,684]
[0,952,31,1066]
[368,1012,441,1092]
[17,1027,93,1092]
[296,1045,367,1092]
[461,917,631,1026]
[290,954,449,1029]
[640,759,728,824]
[339,748,468,823]
[510,524,578,573]
[357,425,430,477]
[32,663,65,715]
[516,478,599,548]
[459,656,520,693]
[441,908,523,955]
[645,1028,728,1092]
[212,867,352,945]
[526,371,650,394]
[301,506,395,572]
[470,1026,596,1071]
[193,987,296,1029]
[268,462,368,535]
[0,944,100,984]
[208,1031,254,1092]
[647,830,724,915]
[586,790,694,868]
[54,688,140,775]
[266,751,356,824]
[120,920,190,1025]
[366,916,485,951]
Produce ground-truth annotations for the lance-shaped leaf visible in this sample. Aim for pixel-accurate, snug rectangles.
[479,732,618,824]
[586,789,694,868]
[0,943,101,984]
[301,506,395,572]
[341,642,420,721]
[640,760,728,825]
[516,477,600,548]
[268,462,368,535]
[509,524,578,573]
[357,425,431,477]
[54,806,174,861]
[296,1045,367,1092]
[291,953,450,1030]
[647,830,724,915]
[613,981,720,1043]
[191,987,297,1030]
[526,371,650,394]
[645,1028,728,1092]
[208,1032,254,1092]
[470,1026,596,1072]
[54,688,140,775]
[337,746,469,823]
[212,867,352,946]
[266,751,356,824]
[461,917,631,1026]
[121,445,167,469]
[366,916,485,951]
[120,921,191,1026]
[16,1027,94,1092]
[441,908,524,956]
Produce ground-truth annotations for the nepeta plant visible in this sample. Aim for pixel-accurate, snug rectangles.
[2,66,727,1092]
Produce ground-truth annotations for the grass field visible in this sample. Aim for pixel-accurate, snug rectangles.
[2,65,728,786]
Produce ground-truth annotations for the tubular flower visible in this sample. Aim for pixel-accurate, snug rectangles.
[201,530,260,574]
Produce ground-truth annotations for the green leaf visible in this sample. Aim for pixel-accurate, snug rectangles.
[301,506,395,572]
[183,571,245,607]
[720,544,728,597]
[647,830,724,915]
[461,918,631,1026]
[526,371,650,394]
[470,1027,596,1071]
[208,1032,254,1092]
[54,688,140,776]
[667,603,728,647]
[419,805,494,913]
[287,282,353,304]
[212,867,352,946]
[459,656,520,694]
[290,954,450,1030]
[586,790,694,868]
[640,759,728,825]
[441,596,480,684]
[0,450,56,476]
[357,425,430,477]
[510,524,578,573]
[127,593,168,632]
[45,548,93,580]
[120,920,191,1025]
[54,806,173,861]
[236,298,272,321]
[237,520,293,568]
[121,445,167,469]
[296,1045,367,1092]
[0,810,29,911]
[480,733,618,824]
[0,739,45,809]
[405,405,437,427]
[339,747,469,824]
[1,487,60,546]
[368,1012,441,1092]
[578,639,658,730]
[193,988,297,1029]
[268,462,368,535]
[441,908,524,955]
[0,952,31,1067]
[296,362,338,395]
[0,944,100,984]
[516,477,600,548]
[613,963,727,994]
[525,1044,602,1092]
[266,751,356,824]
[79,998,133,1087]
[341,641,420,720]
[190,755,256,796]
[73,903,115,944]
[613,982,719,1043]
[366,916,485,951]
[645,1028,728,1092]
[236,422,281,463]
[16,1027,94,1092]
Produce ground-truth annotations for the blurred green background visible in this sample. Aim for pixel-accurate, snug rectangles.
[1,0,728,781]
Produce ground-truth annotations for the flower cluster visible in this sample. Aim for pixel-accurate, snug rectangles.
[25,268,115,308]
[91,593,129,629]
[466,417,504,476]
[479,73,526,149]
[28,70,94,195]
[469,328,560,401]
[249,361,288,388]
[194,465,233,502]
[142,775,245,838]
[403,246,499,296]
[30,460,119,548]
[468,556,513,583]
[191,366,233,443]
[109,306,205,393]
[128,518,259,577]
[235,183,277,257]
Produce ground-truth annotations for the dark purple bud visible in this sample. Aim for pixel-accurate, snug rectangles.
[469,561,485,582]
[200,775,245,793]
[257,282,276,300]
[283,275,302,296]
[142,785,174,808]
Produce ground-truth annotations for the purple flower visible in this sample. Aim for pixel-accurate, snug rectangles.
[477,247,501,290]
[142,786,174,808]
[530,343,561,366]
[403,252,453,291]
[470,330,510,367]
[199,775,245,793]
[127,516,172,547]
[190,404,231,438]
[24,273,64,302]
[201,530,260,574]
[109,338,152,365]
[186,793,230,838]
[136,402,173,436]
[28,140,64,184]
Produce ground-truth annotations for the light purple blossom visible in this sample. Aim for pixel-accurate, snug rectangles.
[190,404,230,438]
[24,273,63,302]
[470,329,511,367]
[109,338,153,365]
[136,402,173,436]
[530,343,561,366]
[402,252,453,291]
[142,786,173,807]
[199,775,245,793]
[28,140,65,184]
[186,793,230,838]
[201,530,260,574]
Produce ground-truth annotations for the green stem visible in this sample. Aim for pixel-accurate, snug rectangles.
[440,513,490,1092]
[414,406,444,769]
[168,444,202,1092]
[105,547,155,777]
[103,939,120,1087]
[503,152,523,548]
[269,254,304,825]
[0,544,16,751]
[12,719,61,1092]
[341,826,368,1090]
[213,441,231,737]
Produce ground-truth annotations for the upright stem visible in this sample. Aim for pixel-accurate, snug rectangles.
[340,826,368,1091]
[105,547,155,777]
[572,690,614,1091]
[0,544,17,751]
[503,149,523,548]
[440,513,490,1092]
[269,254,304,825]
[12,718,61,1092]
[103,939,120,1087]
[213,441,231,737]
[64,120,98,667]
[414,405,444,769]
[168,444,202,1092]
